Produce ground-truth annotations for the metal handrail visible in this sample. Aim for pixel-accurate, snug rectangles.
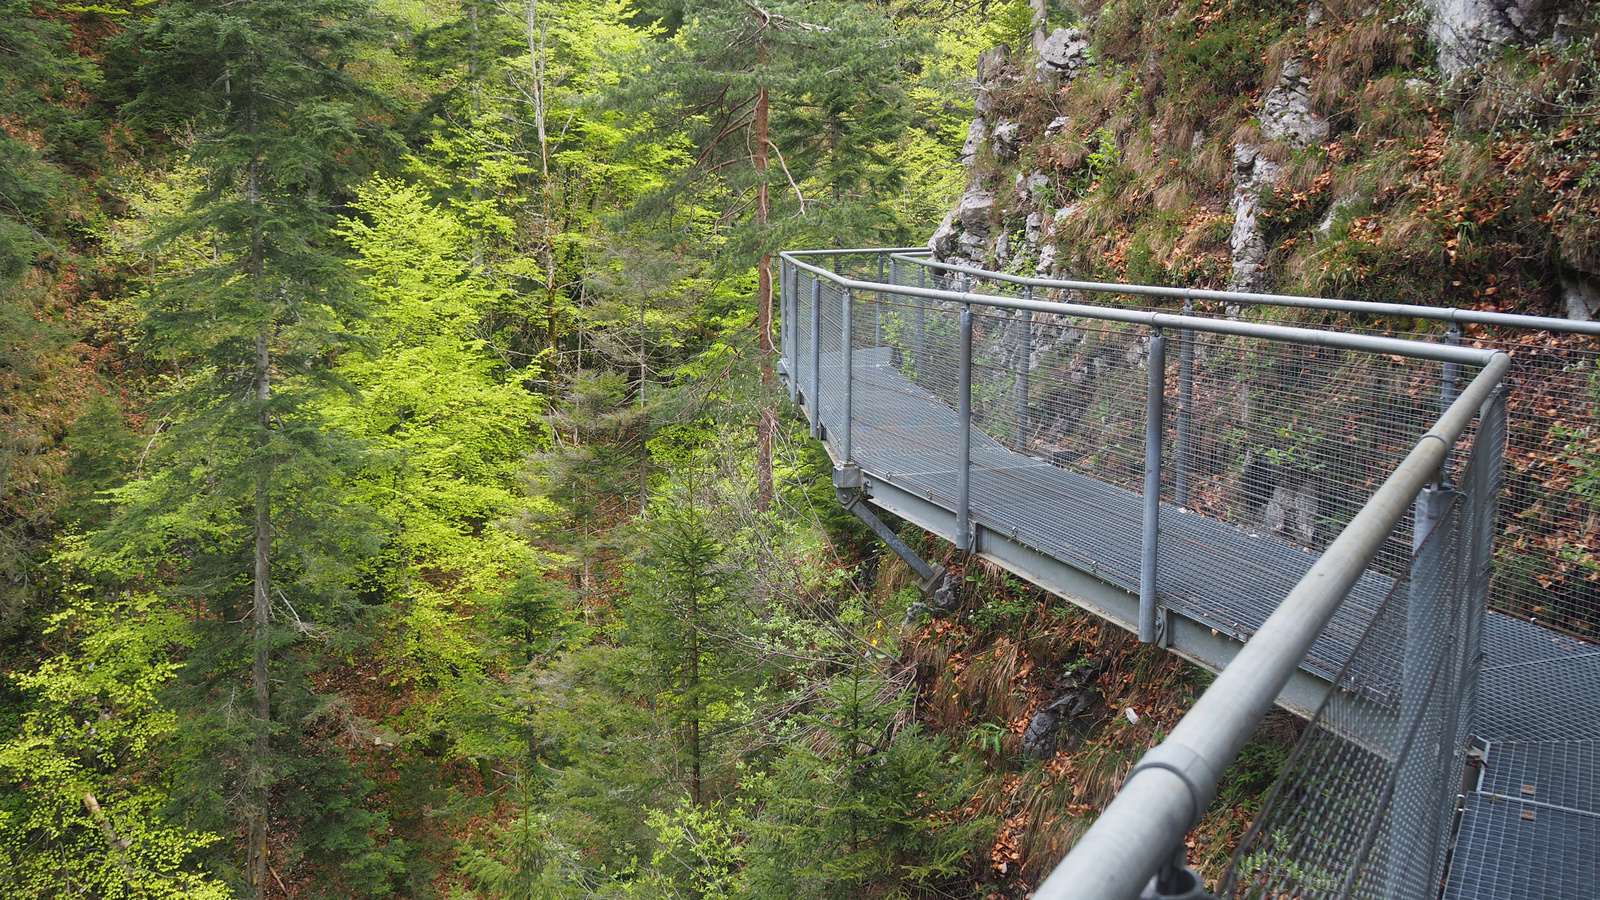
[892,251,1600,338]
[780,252,1499,367]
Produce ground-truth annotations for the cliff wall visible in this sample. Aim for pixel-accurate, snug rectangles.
[932,0,1599,318]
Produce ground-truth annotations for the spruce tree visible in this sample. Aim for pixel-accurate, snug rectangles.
[622,493,751,808]
[95,2,400,895]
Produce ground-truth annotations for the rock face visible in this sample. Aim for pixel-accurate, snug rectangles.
[1228,58,1327,293]
[991,121,1021,160]
[1422,0,1566,77]
[1021,661,1105,760]
[1263,479,1320,546]
[931,29,1095,273]
[975,45,1018,115]
[1240,450,1321,546]
[1228,143,1282,293]
[1258,58,1328,149]
[903,570,962,623]
[930,187,997,264]
[961,118,987,166]
[1563,271,1600,321]
[1036,27,1091,80]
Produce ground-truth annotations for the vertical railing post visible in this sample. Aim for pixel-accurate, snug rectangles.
[1174,298,1195,508]
[957,296,974,552]
[809,277,822,439]
[1139,328,1167,643]
[1441,323,1462,410]
[778,257,788,382]
[915,263,927,379]
[875,252,884,347]
[786,261,799,403]
[1018,286,1032,450]
[1440,323,1463,475]
[842,285,854,463]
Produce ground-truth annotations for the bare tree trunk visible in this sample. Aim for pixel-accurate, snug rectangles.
[1031,0,1049,54]
[246,123,272,900]
[688,587,701,807]
[755,34,775,512]
[527,0,549,180]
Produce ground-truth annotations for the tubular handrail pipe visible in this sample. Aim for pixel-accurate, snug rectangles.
[779,252,1500,368]
[1032,349,1512,900]
[889,251,1600,338]
[785,246,927,257]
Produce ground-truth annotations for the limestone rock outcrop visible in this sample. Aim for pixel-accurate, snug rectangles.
[1228,144,1282,293]
[1258,58,1328,149]
[1228,58,1327,292]
[929,187,997,264]
[1035,27,1091,80]
[1422,0,1568,77]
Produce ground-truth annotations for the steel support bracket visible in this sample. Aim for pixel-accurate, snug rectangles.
[835,487,945,596]
[832,464,863,490]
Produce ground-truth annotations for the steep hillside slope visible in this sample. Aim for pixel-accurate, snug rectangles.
[932,0,1598,318]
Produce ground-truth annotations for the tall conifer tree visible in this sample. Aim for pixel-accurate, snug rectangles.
[99,2,398,895]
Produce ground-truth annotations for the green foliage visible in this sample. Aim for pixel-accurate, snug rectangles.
[1158,0,1295,120]
[0,587,230,899]
[742,664,990,900]
[621,484,754,805]
[332,176,550,690]
[0,1,1022,895]
[636,798,746,900]
[969,593,1034,631]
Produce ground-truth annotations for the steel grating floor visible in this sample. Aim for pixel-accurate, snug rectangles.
[1446,741,1599,900]
[820,350,1395,681]
[799,349,1600,900]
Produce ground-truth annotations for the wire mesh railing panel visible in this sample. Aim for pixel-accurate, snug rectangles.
[1221,408,1501,900]
[881,260,1456,560]
[890,255,1600,638]
[1477,335,1600,638]
[1170,334,1450,561]
[984,309,1153,483]
[816,280,848,443]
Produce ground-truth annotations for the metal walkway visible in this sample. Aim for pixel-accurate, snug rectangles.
[780,249,1599,900]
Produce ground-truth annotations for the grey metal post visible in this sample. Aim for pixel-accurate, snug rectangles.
[1175,299,1195,508]
[957,300,974,552]
[1442,324,1462,410]
[875,252,884,346]
[915,264,927,378]
[1140,329,1167,643]
[1018,287,1032,449]
[842,286,854,462]
[1388,483,1457,899]
[809,278,822,439]
[787,262,800,403]
[1440,325,1462,476]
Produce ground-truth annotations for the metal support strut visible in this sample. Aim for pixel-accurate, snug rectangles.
[836,485,947,596]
